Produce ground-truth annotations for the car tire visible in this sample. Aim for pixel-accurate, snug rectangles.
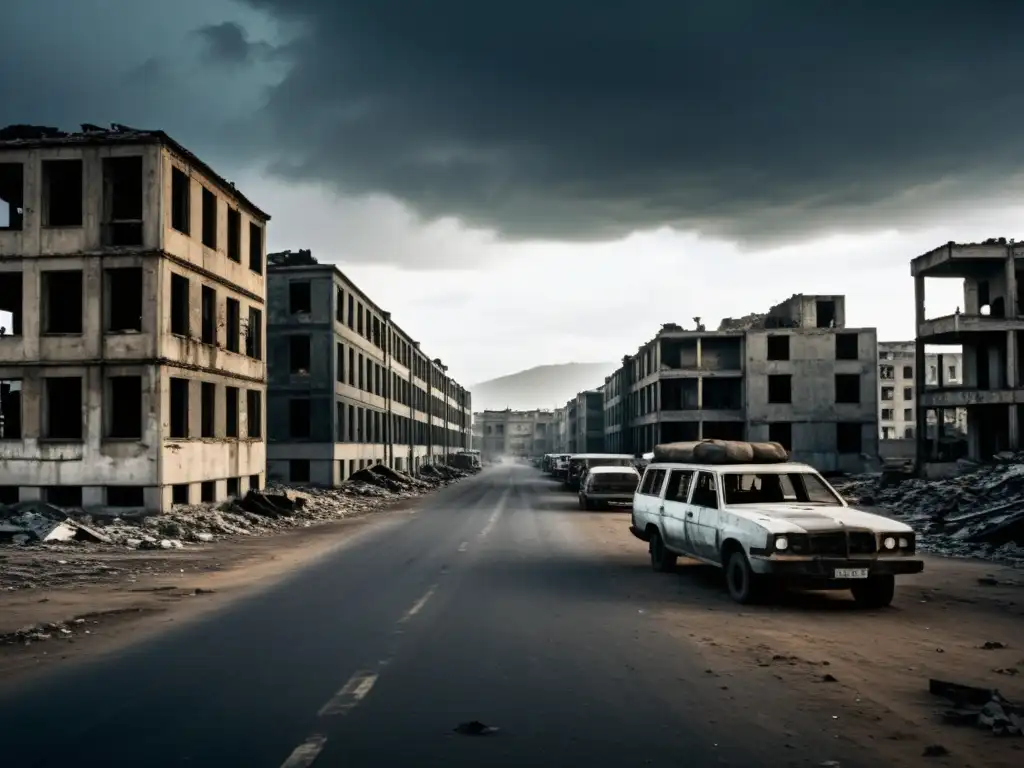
[725,550,763,604]
[851,575,896,608]
[649,530,677,572]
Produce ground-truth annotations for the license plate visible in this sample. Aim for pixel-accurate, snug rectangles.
[834,568,869,579]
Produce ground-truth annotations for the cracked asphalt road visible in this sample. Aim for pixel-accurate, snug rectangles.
[0,465,882,767]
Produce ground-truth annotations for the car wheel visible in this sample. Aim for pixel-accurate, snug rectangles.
[851,575,895,608]
[725,550,763,604]
[649,530,677,572]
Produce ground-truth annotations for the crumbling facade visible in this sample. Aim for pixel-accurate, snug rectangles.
[265,250,471,484]
[877,341,966,442]
[0,124,270,511]
[473,408,556,460]
[912,240,1024,463]
[603,294,879,472]
[572,389,605,453]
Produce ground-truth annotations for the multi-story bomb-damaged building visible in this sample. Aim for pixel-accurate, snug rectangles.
[0,124,270,512]
[911,239,1024,463]
[472,409,556,461]
[265,250,472,484]
[603,294,879,473]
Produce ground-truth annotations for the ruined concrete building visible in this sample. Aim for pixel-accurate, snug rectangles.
[912,240,1024,464]
[0,124,270,511]
[265,252,471,483]
[473,409,556,460]
[877,341,966,445]
[555,388,605,454]
[603,294,879,472]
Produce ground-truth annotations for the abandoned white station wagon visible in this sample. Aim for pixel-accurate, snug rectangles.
[629,455,924,607]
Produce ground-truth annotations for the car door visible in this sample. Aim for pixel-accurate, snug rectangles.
[661,469,695,553]
[633,466,656,523]
[688,471,721,560]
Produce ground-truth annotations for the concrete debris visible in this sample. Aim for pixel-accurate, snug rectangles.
[833,455,1024,564]
[930,678,1023,737]
[1,617,91,647]
[0,464,473,552]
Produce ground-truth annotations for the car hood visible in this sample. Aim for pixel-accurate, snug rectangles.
[726,504,913,534]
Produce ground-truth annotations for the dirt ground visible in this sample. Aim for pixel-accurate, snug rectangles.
[0,503,415,688]
[578,510,1024,768]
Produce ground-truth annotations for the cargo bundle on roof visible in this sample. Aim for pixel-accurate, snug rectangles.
[652,440,789,464]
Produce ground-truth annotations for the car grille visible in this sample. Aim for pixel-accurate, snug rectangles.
[805,531,877,557]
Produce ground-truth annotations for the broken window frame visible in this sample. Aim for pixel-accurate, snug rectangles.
[0,269,23,336]
[0,377,23,439]
[0,162,25,231]
[43,376,83,441]
[201,185,218,249]
[41,159,84,228]
[245,307,263,360]
[171,167,190,235]
[41,270,84,335]
[290,280,312,314]
[104,267,144,333]
[101,156,144,247]
[106,375,143,439]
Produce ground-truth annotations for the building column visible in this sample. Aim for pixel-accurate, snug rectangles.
[914,274,927,468]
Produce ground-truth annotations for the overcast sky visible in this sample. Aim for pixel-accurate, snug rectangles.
[2,0,1019,384]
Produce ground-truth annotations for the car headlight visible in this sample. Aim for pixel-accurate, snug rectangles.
[898,537,909,549]
[883,536,897,550]
[774,535,789,551]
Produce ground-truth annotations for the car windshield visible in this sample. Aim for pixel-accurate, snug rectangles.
[720,471,842,506]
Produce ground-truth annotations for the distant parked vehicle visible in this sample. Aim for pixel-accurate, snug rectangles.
[578,466,641,510]
[565,454,635,491]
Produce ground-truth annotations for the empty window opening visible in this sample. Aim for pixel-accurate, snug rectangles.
[903,386,913,400]
[226,477,240,497]
[248,222,263,273]
[904,427,915,438]
[226,298,240,353]
[290,398,311,438]
[105,268,143,332]
[249,474,260,491]
[172,484,189,505]
[42,160,83,226]
[336,288,344,323]
[357,302,364,334]
[290,459,311,483]
[348,348,355,386]
[767,374,792,404]
[227,208,241,262]
[835,374,861,404]
[169,378,189,438]
[42,270,83,334]
[246,389,262,438]
[836,422,862,454]
[201,480,216,503]
[766,335,789,361]
[45,486,83,508]
[768,422,792,451]
[879,365,894,380]
[225,386,239,437]
[835,332,859,360]
[703,378,743,410]
[108,376,143,438]
[171,168,190,235]
[107,486,145,507]
[336,343,345,382]
[170,274,190,336]
[290,281,311,314]
[45,377,82,439]
[881,386,894,401]
[902,365,913,379]
[245,307,262,359]
[201,186,217,249]
[101,156,143,246]
[0,163,25,230]
[201,285,216,344]
[347,294,354,327]
[0,378,22,439]
[815,300,837,328]
[0,271,23,336]
[881,408,894,420]
[903,408,913,421]
[201,381,215,437]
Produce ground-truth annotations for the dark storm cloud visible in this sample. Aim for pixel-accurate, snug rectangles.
[230,0,1024,244]
[196,21,276,66]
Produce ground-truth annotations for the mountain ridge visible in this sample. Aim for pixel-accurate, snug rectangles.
[470,362,617,412]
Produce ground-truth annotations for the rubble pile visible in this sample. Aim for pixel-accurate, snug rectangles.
[930,678,1023,737]
[833,455,1024,564]
[0,464,471,551]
